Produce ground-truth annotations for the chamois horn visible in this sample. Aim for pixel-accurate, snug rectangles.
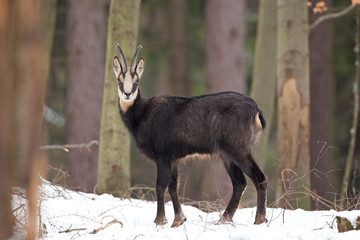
[130,45,143,75]
[116,43,127,72]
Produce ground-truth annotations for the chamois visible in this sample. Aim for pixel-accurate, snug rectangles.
[113,44,268,228]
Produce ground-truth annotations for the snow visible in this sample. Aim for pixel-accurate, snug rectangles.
[12,181,360,240]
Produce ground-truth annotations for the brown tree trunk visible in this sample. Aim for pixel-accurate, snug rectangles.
[0,0,16,233]
[67,0,107,192]
[202,0,246,204]
[169,0,190,96]
[0,0,47,238]
[309,0,335,210]
[276,0,311,209]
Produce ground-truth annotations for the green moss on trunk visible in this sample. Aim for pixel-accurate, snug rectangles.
[97,0,141,195]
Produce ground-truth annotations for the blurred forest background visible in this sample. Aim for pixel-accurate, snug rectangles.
[2,1,360,237]
[43,0,360,209]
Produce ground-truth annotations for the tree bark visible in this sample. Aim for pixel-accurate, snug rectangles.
[251,0,277,169]
[202,0,246,204]
[0,0,47,238]
[309,0,335,210]
[169,0,190,96]
[276,0,311,209]
[0,0,16,233]
[66,0,107,192]
[340,5,360,209]
[97,0,141,195]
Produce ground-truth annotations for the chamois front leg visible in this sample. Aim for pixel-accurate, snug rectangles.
[168,164,186,227]
[154,160,171,226]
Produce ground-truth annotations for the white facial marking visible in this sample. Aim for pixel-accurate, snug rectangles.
[124,80,133,93]
[118,71,139,112]
[116,62,142,113]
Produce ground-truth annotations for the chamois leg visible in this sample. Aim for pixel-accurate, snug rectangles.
[154,160,171,226]
[221,161,247,222]
[168,164,186,227]
[239,154,268,224]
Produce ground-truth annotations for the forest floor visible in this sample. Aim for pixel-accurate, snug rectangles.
[12,180,360,240]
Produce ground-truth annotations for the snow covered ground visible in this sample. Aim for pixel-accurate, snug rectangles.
[12,181,360,240]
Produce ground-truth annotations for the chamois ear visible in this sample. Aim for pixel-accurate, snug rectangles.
[113,56,122,77]
[135,57,145,79]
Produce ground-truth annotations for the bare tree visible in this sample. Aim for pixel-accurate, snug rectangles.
[0,0,48,238]
[66,0,107,192]
[97,0,141,194]
[202,0,246,204]
[309,0,335,210]
[276,0,311,209]
[169,0,191,96]
[251,0,277,169]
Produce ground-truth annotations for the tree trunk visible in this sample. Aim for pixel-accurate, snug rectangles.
[97,0,141,195]
[202,0,246,204]
[0,0,47,238]
[0,1,16,232]
[276,0,311,209]
[250,0,277,169]
[340,5,360,209]
[309,0,335,210]
[66,0,107,192]
[169,0,190,96]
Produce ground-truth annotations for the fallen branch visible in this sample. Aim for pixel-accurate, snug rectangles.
[90,220,123,234]
[39,140,98,152]
[310,4,356,30]
[302,185,337,210]
[59,227,87,233]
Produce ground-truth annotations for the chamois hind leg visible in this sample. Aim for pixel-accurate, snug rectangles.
[237,154,268,224]
[154,159,171,226]
[168,164,186,227]
[221,161,247,222]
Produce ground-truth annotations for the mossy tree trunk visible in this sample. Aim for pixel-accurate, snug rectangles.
[276,0,311,209]
[97,0,141,195]
[250,0,277,169]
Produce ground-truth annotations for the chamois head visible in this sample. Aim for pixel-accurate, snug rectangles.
[113,44,145,108]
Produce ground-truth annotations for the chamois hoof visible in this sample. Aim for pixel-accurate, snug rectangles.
[154,216,168,226]
[171,213,187,228]
[254,215,267,225]
[217,214,233,224]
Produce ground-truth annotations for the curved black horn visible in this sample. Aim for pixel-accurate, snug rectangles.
[116,43,127,72]
[130,45,143,74]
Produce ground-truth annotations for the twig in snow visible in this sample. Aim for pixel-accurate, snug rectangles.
[90,220,123,234]
[59,227,87,233]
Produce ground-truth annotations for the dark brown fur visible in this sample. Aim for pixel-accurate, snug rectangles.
[119,91,268,227]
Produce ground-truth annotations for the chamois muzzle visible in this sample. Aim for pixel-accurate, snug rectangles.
[130,45,143,75]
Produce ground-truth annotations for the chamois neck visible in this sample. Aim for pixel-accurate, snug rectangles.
[119,90,147,132]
